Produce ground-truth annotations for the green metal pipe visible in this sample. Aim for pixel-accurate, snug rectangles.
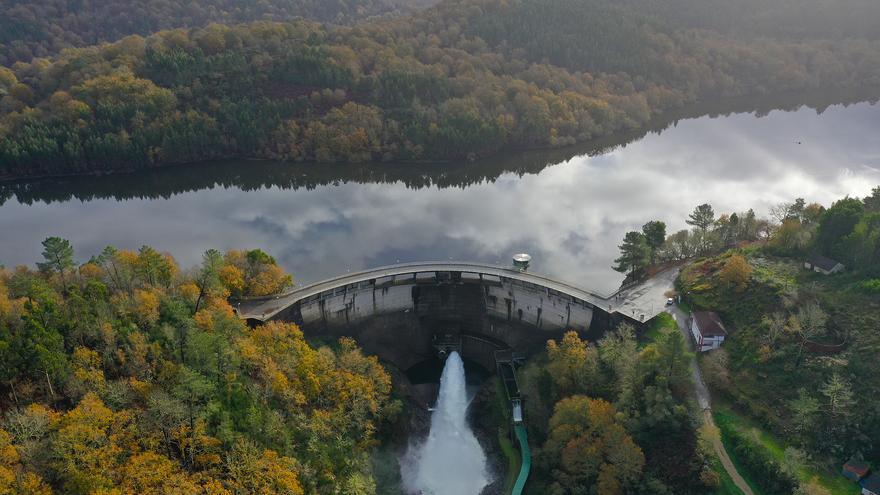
[512,424,531,495]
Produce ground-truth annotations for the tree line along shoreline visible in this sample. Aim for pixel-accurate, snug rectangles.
[1,83,878,184]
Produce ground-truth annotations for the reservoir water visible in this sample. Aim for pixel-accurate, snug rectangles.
[1,95,879,292]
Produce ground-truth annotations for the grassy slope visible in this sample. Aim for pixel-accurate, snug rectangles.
[640,311,677,347]
[491,376,521,493]
[674,251,874,494]
[715,405,859,495]
[709,451,747,495]
[679,250,880,431]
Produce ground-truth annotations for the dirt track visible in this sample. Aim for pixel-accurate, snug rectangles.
[667,307,755,495]
[704,410,755,495]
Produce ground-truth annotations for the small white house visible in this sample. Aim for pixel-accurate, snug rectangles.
[804,253,845,275]
[690,311,727,352]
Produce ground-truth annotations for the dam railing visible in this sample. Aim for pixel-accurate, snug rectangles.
[235,260,677,323]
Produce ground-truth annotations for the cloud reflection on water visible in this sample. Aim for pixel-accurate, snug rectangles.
[1,102,879,293]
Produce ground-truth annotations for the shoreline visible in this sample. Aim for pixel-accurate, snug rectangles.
[1,85,878,186]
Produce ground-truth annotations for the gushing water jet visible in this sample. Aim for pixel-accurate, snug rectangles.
[402,351,489,495]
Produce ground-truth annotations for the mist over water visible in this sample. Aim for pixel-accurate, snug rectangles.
[401,352,489,495]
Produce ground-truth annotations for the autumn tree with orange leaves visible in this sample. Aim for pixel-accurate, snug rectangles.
[544,396,645,495]
[0,238,391,494]
[719,254,753,292]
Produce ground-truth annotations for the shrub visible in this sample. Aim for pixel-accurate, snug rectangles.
[858,278,880,293]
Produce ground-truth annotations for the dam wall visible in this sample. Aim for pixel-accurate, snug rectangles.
[237,261,680,375]
[280,275,595,333]
[268,270,598,371]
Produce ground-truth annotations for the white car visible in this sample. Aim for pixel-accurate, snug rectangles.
[666,298,675,306]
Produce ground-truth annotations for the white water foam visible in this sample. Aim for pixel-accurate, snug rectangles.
[401,351,489,495]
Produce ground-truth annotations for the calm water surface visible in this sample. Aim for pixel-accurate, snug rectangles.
[2,99,879,293]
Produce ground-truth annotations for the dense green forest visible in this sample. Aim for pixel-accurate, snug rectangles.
[1,0,879,179]
[0,0,435,65]
[620,0,880,41]
[516,328,710,494]
[610,186,880,492]
[0,241,400,494]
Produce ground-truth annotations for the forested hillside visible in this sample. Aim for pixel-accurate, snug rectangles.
[1,0,879,179]
[0,240,399,494]
[604,187,880,492]
[517,328,708,494]
[0,0,434,65]
[621,0,880,40]
[452,0,880,83]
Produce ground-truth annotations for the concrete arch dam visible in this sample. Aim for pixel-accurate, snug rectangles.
[235,262,677,373]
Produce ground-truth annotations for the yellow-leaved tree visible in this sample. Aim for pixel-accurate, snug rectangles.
[546,331,600,397]
[236,321,394,490]
[0,428,52,495]
[225,440,303,495]
[132,289,160,327]
[543,395,645,495]
[719,254,753,292]
[223,250,292,297]
[50,394,135,494]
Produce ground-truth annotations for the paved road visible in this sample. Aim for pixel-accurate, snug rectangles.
[667,306,711,410]
[613,267,681,323]
[237,261,679,324]
[666,306,754,495]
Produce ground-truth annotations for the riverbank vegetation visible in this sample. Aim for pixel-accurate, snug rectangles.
[616,186,880,493]
[2,0,880,179]
[0,238,399,494]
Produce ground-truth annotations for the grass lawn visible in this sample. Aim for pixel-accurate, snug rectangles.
[713,412,765,495]
[707,452,746,495]
[715,405,860,495]
[498,428,521,493]
[641,311,677,347]
[492,376,522,493]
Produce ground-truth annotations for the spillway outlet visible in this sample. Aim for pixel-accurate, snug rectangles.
[432,333,462,358]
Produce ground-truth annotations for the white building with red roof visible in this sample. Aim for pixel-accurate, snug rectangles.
[690,311,727,352]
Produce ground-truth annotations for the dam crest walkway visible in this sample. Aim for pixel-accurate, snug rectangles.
[235,261,678,324]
